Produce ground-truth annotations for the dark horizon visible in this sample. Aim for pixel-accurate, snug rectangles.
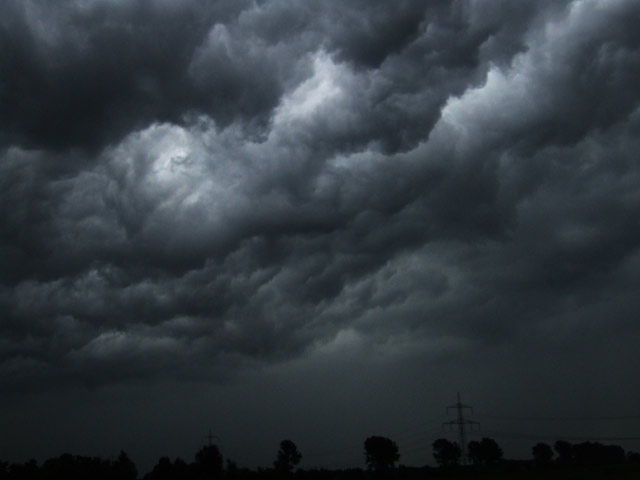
[3,391,640,473]
[2,432,639,479]
[2,0,640,475]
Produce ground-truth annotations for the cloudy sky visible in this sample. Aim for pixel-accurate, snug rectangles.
[2,0,640,473]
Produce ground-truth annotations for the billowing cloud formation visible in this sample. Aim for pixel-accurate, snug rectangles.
[2,0,640,402]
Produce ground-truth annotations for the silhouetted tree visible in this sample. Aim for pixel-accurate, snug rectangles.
[432,438,461,468]
[363,436,400,474]
[9,459,39,480]
[41,453,76,480]
[274,440,302,475]
[627,451,640,464]
[41,453,112,480]
[194,445,223,479]
[467,441,482,466]
[603,444,625,465]
[571,441,625,466]
[554,440,573,464]
[572,442,598,465]
[225,459,239,480]
[532,442,553,466]
[145,456,179,480]
[112,451,137,480]
[467,438,503,467]
[173,458,188,479]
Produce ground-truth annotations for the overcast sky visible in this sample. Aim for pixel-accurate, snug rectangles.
[2,0,640,473]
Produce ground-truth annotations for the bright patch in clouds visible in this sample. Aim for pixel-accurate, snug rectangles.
[274,51,346,125]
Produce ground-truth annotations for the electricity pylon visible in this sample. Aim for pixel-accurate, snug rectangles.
[443,392,480,465]
[204,429,220,447]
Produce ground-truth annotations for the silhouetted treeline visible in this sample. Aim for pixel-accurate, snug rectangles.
[553,439,626,465]
[0,451,136,480]
[2,437,640,480]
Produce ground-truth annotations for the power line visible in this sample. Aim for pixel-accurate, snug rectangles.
[480,429,640,442]
[476,414,640,421]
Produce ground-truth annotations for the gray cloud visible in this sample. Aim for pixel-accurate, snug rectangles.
[2,0,640,470]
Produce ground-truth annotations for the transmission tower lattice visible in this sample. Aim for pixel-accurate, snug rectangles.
[204,429,220,447]
[442,392,480,465]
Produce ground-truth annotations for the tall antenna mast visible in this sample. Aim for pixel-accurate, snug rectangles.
[443,392,480,465]
[204,429,218,447]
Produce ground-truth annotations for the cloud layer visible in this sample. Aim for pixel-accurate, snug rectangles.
[2,0,640,402]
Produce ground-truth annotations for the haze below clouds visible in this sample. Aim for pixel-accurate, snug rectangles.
[1,0,640,473]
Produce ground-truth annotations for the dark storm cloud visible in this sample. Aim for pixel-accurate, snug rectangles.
[2,0,640,402]
[0,0,553,154]
[0,0,284,151]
